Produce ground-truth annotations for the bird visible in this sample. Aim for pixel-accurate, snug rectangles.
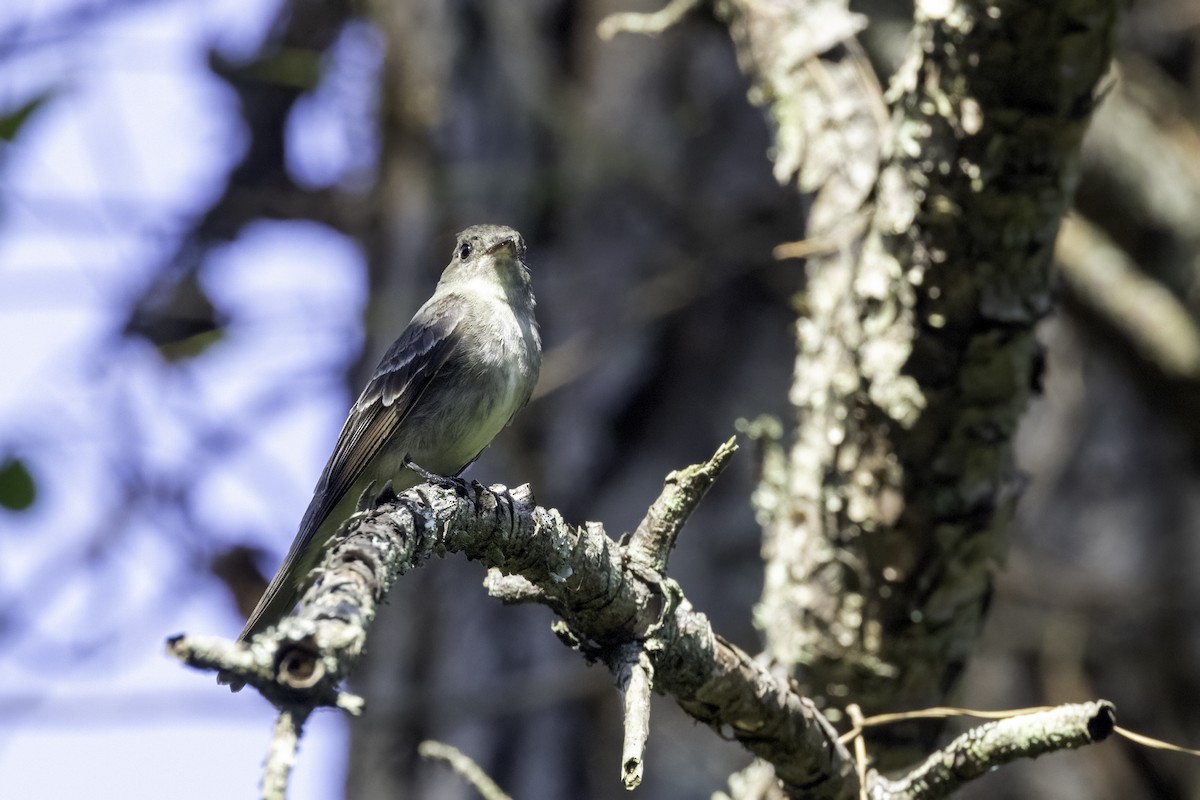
[238,224,542,641]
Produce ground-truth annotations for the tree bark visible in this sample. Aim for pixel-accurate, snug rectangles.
[729,0,1120,764]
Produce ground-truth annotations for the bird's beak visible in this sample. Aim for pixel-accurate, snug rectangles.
[487,237,524,258]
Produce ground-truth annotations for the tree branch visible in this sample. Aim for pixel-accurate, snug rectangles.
[616,643,654,789]
[628,435,737,571]
[170,444,1115,799]
[1057,215,1200,378]
[171,446,860,797]
[262,707,311,800]
[871,701,1116,800]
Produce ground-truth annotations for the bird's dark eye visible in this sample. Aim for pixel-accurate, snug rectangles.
[457,241,472,260]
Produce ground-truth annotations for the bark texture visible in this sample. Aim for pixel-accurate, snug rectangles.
[169,468,1116,800]
[739,0,1120,758]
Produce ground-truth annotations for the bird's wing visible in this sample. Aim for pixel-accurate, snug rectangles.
[238,297,466,640]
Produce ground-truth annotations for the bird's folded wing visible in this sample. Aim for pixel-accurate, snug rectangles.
[238,298,466,639]
[313,298,466,520]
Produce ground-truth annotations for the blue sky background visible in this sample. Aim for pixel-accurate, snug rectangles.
[0,0,385,795]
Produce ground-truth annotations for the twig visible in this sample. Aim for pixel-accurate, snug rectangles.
[872,701,1116,800]
[596,0,704,41]
[1115,725,1200,757]
[618,435,734,790]
[620,438,732,789]
[836,703,1200,761]
[1057,215,1200,377]
[772,213,872,261]
[262,706,311,800]
[628,436,737,571]
[846,704,869,800]
[617,644,654,789]
[839,704,1062,741]
[419,740,512,800]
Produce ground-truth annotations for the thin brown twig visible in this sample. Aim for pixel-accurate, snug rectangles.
[596,0,705,40]
[419,740,512,800]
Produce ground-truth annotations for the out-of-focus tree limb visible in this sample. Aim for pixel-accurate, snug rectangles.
[1077,57,1200,310]
[1067,57,1200,447]
[262,707,311,800]
[418,740,513,800]
[124,0,359,353]
[1057,215,1200,379]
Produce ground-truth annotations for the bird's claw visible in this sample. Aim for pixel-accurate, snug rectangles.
[403,456,470,494]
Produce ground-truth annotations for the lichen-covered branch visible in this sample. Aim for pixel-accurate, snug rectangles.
[169,448,857,798]
[721,0,1121,758]
[870,701,1116,800]
[616,643,654,789]
[262,707,311,800]
[712,0,888,706]
[628,435,737,571]
[170,451,1116,799]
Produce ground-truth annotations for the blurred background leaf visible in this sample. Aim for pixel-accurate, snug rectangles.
[0,89,52,142]
[0,456,35,512]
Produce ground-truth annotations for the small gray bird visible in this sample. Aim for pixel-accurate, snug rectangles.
[238,224,542,641]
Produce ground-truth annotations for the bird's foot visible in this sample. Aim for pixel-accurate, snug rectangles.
[403,456,470,494]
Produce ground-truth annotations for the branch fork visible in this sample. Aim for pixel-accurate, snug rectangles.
[169,439,1113,800]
